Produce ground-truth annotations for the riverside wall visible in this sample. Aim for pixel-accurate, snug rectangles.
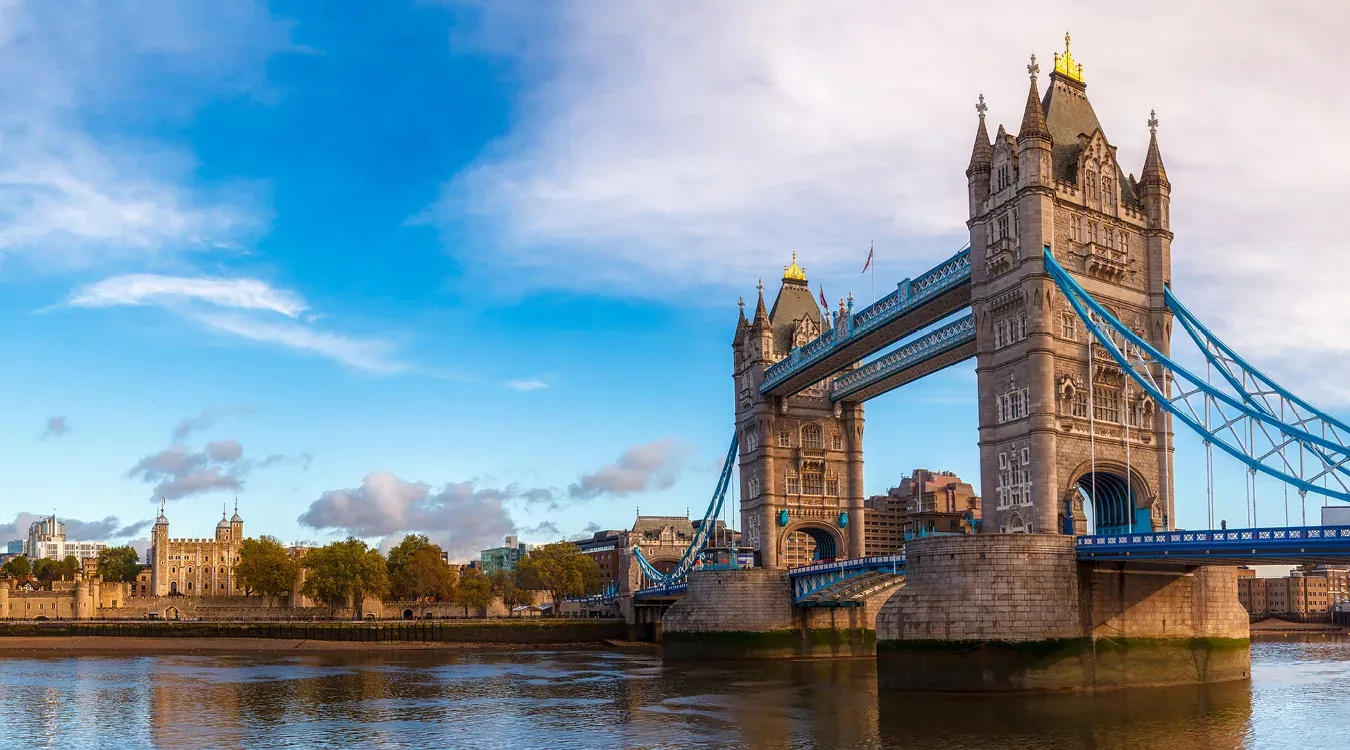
[660,568,889,659]
[875,534,1250,691]
[0,619,625,645]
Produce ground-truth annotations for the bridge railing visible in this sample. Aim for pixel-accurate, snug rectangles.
[634,582,688,598]
[760,247,971,393]
[788,553,906,577]
[1077,525,1350,549]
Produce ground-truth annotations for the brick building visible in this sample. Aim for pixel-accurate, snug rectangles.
[1237,566,1349,622]
[864,469,981,555]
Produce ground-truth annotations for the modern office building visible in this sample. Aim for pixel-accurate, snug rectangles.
[481,536,530,575]
[25,515,108,561]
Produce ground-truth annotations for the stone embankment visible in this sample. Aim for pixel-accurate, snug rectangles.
[0,619,626,649]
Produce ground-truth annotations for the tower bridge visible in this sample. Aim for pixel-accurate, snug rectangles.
[624,35,1350,689]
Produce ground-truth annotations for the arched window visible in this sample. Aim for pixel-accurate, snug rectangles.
[219,567,225,575]
[747,475,761,499]
[786,471,801,495]
[187,581,193,591]
[831,433,843,451]
[1103,176,1114,207]
[801,424,823,450]
[187,567,193,574]
[171,567,176,574]
[744,429,760,453]
[778,429,791,447]
[1086,170,1098,199]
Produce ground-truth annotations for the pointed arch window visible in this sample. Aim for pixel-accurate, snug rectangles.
[744,429,760,453]
[778,429,791,447]
[1086,170,1098,200]
[1103,176,1114,207]
[831,433,843,451]
[801,424,823,450]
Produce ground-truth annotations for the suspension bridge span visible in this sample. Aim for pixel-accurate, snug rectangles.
[618,37,1350,689]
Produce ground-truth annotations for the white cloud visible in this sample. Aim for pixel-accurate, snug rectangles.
[67,275,307,317]
[0,1,292,271]
[193,312,408,374]
[505,378,548,391]
[436,1,1350,401]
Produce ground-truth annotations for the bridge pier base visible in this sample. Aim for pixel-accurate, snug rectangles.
[661,569,881,659]
[876,534,1250,691]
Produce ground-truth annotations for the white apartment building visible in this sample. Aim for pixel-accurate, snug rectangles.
[25,515,107,561]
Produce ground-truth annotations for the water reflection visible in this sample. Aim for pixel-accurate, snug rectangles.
[0,639,1347,748]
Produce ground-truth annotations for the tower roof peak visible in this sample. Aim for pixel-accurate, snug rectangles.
[1053,31,1084,83]
[1018,55,1048,138]
[783,251,807,282]
[967,93,993,172]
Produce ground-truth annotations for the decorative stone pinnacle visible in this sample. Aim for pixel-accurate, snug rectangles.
[976,93,988,120]
[738,296,745,312]
[1148,109,1159,135]
[757,279,764,294]
[1027,54,1039,80]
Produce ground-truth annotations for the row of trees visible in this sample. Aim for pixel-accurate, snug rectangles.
[0,545,143,586]
[232,535,603,619]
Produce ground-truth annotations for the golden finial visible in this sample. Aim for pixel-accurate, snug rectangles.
[1053,31,1084,83]
[783,251,807,281]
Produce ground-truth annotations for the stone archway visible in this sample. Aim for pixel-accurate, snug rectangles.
[1065,461,1156,535]
[779,522,845,568]
[163,607,180,621]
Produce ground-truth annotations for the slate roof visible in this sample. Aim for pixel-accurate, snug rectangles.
[1039,73,1139,207]
[768,278,825,355]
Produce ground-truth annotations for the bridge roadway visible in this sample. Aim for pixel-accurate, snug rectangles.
[760,248,971,398]
[634,554,906,607]
[829,314,975,402]
[1076,524,1350,565]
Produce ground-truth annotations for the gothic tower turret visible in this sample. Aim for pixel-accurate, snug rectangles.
[734,255,864,568]
[970,35,1174,536]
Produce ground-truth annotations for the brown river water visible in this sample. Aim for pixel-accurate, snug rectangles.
[0,637,1346,748]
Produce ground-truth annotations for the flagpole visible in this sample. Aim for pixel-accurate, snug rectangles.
[870,241,876,305]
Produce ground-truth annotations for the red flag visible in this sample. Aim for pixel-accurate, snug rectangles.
[861,243,874,274]
[819,284,828,310]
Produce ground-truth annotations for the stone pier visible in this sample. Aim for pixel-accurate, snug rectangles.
[661,568,886,659]
[876,534,1250,691]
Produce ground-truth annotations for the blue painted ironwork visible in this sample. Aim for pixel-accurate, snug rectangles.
[1045,247,1350,502]
[788,553,905,604]
[761,246,971,393]
[633,581,687,599]
[1077,524,1350,564]
[632,433,738,586]
[567,580,620,606]
[829,313,975,401]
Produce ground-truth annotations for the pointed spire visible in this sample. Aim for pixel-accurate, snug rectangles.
[1141,109,1169,187]
[752,279,770,326]
[967,93,993,173]
[1019,55,1048,139]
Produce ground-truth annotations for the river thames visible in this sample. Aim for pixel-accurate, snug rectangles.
[0,638,1345,748]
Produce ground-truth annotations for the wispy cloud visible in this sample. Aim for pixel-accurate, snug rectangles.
[193,312,407,374]
[66,275,307,317]
[505,378,548,391]
[0,1,294,271]
[128,411,309,502]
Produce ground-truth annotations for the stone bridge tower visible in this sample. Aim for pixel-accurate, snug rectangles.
[967,36,1174,536]
[732,256,865,568]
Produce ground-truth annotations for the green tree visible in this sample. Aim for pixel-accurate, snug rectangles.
[237,536,300,606]
[514,542,602,615]
[387,535,457,602]
[95,546,141,583]
[300,538,390,619]
[494,569,533,614]
[2,555,31,581]
[458,567,493,617]
[60,555,80,582]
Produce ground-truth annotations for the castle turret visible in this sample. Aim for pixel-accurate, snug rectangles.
[966,94,993,218]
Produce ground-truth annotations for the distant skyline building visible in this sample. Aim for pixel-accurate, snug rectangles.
[481,535,530,575]
[25,515,108,561]
[864,469,981,555]
[6,541,23,555]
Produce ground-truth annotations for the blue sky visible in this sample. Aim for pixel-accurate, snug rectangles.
[2,2,1347,561]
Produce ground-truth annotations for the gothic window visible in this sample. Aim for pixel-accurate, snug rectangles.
[1105,227,1115,249]
[997,387,1029,423]
[1086,170,1098,199]
[803,472,824,495]
[1087,221,1099,244]
[778,429,791,447]
[998,214,1010,239]
[996,164,1011,190]
[994,320,1007,349]
[801,424,823,450]
[187,581,193,591]
[831,433,843,451]
[219,567,225,576]
[825,474,839,496]
[1093,387,1121,423]
[1070,215,1083,242]
[1061,312,1079,341]
[744,429,760,453]
[748,475,761,498]
[1103,176,1114,207]
[1119,231,1130,253]
[786,472,801,495]
[1071,391,1089,418]
[1127,398,1146,428]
